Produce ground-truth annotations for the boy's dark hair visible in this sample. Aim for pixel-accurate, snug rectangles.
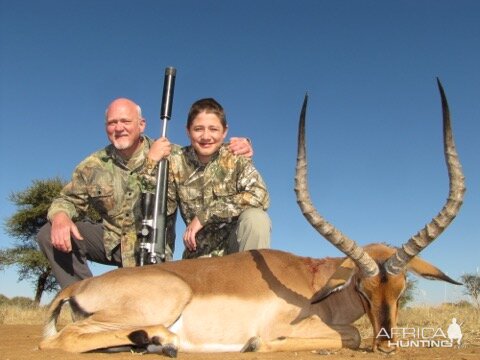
[187,98,227,129]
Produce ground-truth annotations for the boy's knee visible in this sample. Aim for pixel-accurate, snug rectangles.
[238,208,271,249]
[239,208,271,228]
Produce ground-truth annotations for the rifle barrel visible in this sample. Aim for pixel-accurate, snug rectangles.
[150,66,176,263]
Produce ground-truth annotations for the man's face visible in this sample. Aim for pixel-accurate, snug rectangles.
[187,111,227,164]
[105,99,145,157]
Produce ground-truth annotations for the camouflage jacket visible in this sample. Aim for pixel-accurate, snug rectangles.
[48,136,157,267]
[168,144,270,258]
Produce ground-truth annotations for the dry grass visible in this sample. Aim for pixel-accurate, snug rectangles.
[0,303,71,325]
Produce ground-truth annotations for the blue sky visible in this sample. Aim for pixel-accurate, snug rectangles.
[1,0,479,305]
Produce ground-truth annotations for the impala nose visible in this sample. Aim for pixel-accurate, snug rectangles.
[375,338,397,354]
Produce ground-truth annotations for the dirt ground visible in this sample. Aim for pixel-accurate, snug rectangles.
[1,325,479,360]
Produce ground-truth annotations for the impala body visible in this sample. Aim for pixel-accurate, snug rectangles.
[39,80,464,356]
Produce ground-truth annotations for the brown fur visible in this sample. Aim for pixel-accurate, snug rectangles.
[39,244,454,355]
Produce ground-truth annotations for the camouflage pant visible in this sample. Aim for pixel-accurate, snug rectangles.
[182,208,271,259]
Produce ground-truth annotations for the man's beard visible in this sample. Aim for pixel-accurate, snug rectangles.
[112,138,133,150]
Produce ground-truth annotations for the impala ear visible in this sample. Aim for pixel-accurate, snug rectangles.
[407,257,462,285]
[311,258,356,304]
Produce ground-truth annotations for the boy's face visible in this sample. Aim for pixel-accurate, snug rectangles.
[187,111,228,164]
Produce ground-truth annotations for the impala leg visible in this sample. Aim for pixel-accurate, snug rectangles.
[39,319,179,355]
[242,315,360,353]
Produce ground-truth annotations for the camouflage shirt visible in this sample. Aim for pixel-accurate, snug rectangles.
[167,144,270,258]
[47,136,156,267]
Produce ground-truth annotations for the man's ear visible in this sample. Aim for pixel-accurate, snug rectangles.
[139,118,146,132]
[311,258,356,304]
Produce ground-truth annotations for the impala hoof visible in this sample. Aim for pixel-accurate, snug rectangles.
[241,336,262,352]
[128,330,150,345]
[162,344,178,358]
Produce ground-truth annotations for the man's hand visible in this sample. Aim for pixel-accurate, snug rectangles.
[148,137,172,162]
[229,137,253,158]
[50,212,83,253]
[183,216,204,252]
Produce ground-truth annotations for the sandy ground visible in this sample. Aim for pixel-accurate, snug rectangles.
[1,324,479,360]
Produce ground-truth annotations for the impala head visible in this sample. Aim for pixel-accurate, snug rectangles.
[295,79,465,353]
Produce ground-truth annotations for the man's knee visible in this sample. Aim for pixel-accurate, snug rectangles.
[37,222,52,250]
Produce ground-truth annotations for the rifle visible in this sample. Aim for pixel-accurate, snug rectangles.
[138,67,176,265]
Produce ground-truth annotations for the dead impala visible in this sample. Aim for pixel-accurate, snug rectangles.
[39,79,465,356]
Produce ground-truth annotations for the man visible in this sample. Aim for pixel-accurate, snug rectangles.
[37,98,253,288]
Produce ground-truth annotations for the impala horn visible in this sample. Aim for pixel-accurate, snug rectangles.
[384,79,466,275]
[295,93,379,277]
